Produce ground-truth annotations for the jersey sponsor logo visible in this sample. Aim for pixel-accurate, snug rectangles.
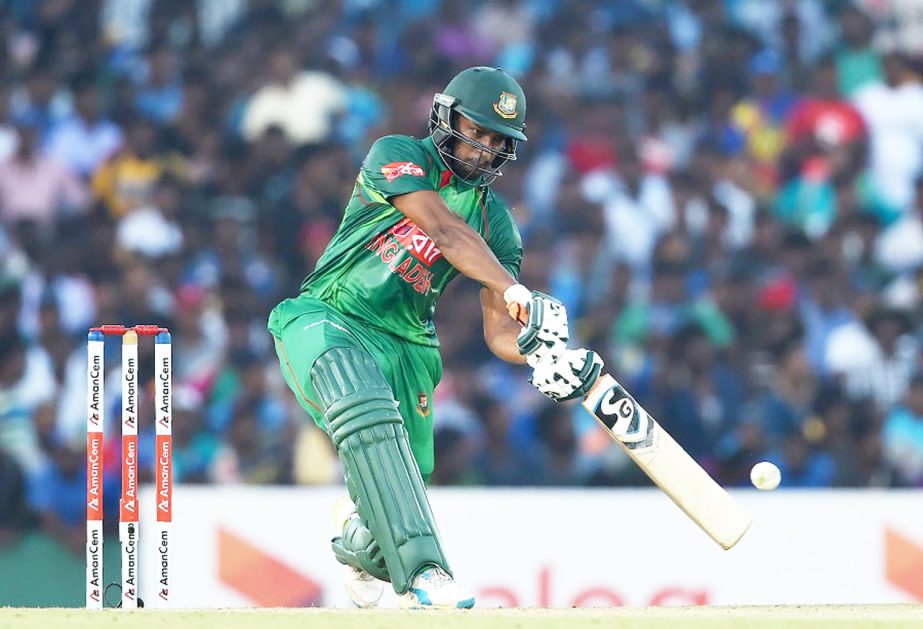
[363,218,443,295]
[389,217,443,266]
[365,234,435,295]
[381,161,425,183]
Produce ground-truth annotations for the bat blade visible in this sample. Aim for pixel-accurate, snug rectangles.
[581,373,752,549]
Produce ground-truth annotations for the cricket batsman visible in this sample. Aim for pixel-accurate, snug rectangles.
[268,66,603,609]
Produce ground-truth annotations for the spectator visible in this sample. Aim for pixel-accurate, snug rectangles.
[9,63,70,142]
[759,335,815,444]
[875,175,923,274]
[114,174,185,260]
[45,73,123,177]
[728,49,800,192]
[170,384,218,484]
[210,403,291,484]
[91,116,184,217]
[782,55,866,180]
[853,419,897,487]
[207,349,286,437]
[432,2,494,68]
[0,121,88,234]
[766,429,836,487]
[827,306,918,412]
[799,258,856,376]
[0,449,32,546]
[171,283,226,391]
[27,440,86,555]
[249,125,296,209]
[834,6,883,97]
[183,196,275,299]
[0,332,54,482]
[812,387,881,487]
[883,373,923,487]
[241,47,346,146]
[470,394,543,486]
[708,148,757,250]
[613,245,733,358]
[599,146,675,273]
[853,51,923,213]
[429,425,479,486]
[775,54,898,235]
[532,404,592,486]
[134,42,184,124]
[646,323,744,461]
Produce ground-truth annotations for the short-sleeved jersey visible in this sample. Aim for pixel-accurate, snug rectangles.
[300,135,522,347]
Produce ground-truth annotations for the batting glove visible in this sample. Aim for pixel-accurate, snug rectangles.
[503,285,569,367]
[529,348,603,402]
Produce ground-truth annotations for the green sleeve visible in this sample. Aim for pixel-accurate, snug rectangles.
[484,192,523,279]
[360,135,437,200]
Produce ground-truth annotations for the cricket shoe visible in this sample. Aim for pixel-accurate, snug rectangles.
[397,565,475,610]
[341,563,384,608]
[332,497,385,608]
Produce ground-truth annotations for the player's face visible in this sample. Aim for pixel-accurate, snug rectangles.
[452,116,508,178]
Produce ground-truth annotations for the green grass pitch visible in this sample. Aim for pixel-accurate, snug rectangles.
[2,606,923,628]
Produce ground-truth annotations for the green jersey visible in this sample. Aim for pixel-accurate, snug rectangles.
[300,135,522,347]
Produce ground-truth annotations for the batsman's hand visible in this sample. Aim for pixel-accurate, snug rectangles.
[529,348,603,402]
[503,283,533,325]
[503,284,569,367]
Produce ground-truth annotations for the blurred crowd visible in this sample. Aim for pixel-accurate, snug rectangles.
[3,0,923,553]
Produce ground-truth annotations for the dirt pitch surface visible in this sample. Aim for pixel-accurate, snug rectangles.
[3,605,923,628]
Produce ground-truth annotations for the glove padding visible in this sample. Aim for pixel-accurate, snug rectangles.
[516,290,569,367]
[529,348,604,402]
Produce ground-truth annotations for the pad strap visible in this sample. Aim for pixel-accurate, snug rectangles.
[331,513,390,582]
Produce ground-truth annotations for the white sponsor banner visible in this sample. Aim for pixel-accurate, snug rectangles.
[136,487,923,608]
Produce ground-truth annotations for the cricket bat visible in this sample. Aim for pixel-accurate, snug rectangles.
[581,373,752,549]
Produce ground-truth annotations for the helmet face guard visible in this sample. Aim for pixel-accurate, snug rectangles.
[429,93,519,187]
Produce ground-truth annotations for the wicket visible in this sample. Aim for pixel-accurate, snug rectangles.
[86,324,173,609]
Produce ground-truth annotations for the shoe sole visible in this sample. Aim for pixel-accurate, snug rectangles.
[397,594,476,610]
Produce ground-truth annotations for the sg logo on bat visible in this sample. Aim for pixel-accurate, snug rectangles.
[593,384,655,449]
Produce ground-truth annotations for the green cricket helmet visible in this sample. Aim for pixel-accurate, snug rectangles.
[429,66,527,186]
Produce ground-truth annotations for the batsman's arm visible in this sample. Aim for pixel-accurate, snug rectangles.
[392,190,517,296]
[480,287,528,364]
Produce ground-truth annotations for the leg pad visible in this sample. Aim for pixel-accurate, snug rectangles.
[313,347,450,593]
